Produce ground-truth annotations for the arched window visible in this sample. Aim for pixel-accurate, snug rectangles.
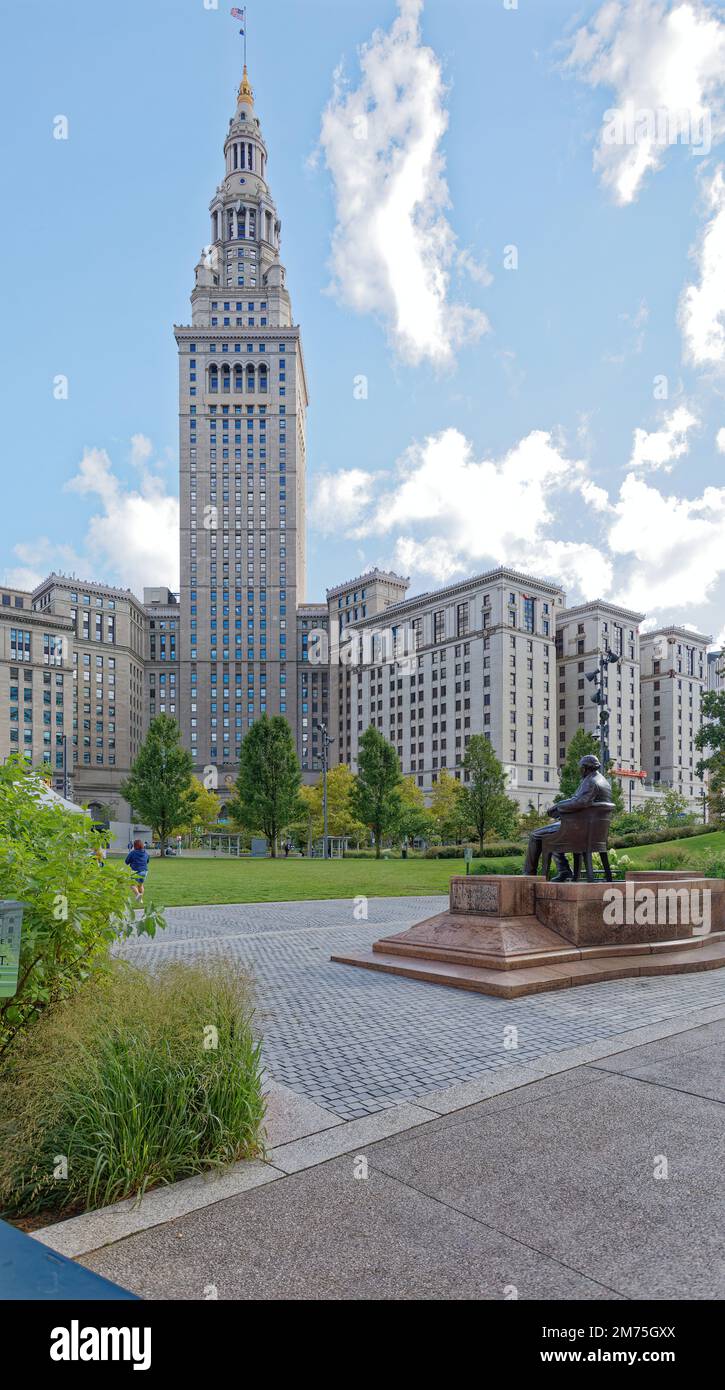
[246,363,255,393]
[247,143,253,170]
[208,364,219,393]
[221,365,231,394]
[258,364,268,393]
[234,365,243,393]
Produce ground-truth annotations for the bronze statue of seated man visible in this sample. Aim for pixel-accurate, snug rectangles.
[523,754,616,882]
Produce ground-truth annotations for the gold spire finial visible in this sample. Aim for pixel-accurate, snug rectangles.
[238,65,254,107]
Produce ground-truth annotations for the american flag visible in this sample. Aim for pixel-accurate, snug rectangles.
[231,7,245,22]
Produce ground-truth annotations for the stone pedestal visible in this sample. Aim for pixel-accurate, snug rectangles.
[332,872,725,998]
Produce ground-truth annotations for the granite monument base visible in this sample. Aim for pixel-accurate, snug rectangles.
[333,873,725,998]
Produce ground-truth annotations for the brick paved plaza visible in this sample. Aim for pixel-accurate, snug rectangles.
[117,895,725,1120]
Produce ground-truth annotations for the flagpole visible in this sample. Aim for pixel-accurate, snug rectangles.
[244,8,247,68]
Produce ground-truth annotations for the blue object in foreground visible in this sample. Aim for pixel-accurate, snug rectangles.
[0,1219,138,1300]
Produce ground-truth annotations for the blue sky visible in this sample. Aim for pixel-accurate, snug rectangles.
[2,0,725,642]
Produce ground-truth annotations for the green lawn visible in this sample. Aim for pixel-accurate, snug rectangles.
[133,855,516,908]
[118,831,725,908]
[623,830,725,868]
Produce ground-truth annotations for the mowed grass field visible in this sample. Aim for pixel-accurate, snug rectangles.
[128,855,517,908]
[115,829,725,907]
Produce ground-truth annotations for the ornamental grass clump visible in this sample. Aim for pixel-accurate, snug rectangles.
[0,959,265,1218]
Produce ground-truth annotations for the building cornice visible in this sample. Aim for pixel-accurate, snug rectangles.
[557,600,645,625]
[325,568,409,601]
[346,566,564,627]
[641,625,712,645]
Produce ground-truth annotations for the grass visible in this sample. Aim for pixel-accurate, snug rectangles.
[0,959,265,1218]
[624,829,725,869]
[130,854,517,907]
[124,830,725,907]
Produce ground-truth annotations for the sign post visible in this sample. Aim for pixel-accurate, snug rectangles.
[0,901,25,999]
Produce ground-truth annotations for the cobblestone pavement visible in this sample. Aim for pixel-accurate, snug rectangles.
[117,896,725,1120]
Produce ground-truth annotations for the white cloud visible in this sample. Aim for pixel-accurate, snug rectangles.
[311,468,376,534]
[318,0,489,366]
[314,426,609,599]
[630,403,698,471]
[608,471,725,610]
[1,538,87,593]
[2,439,179,600]
[310,417,725,620]
[679,164,725,365]
[65,444,179,596]
[567,0,725,206]
[717,426,725,451]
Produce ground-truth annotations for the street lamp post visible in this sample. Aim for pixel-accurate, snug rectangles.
[316,721,335,859]
[586,647,620,769]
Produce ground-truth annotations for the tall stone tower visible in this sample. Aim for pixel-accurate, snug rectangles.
[175,65,308,792]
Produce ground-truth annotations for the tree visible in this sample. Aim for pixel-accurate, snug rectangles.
[461,736,519,852]
[351,727,402,858]
[705,752,725,825]
[518,801,551,834]
[120,716,194,854]
[0,759,161,1055]
[429,768,470,843]
[696,687,725,824]
[292,765,367,847]
[556,729,624,811]
[175,778,222,837]
[393,775,434,846]
[228,715,301,856]
[659,787,696,827]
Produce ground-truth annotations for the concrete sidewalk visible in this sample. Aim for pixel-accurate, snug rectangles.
[74,1013,725,1301]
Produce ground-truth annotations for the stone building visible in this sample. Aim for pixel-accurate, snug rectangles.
[555,601,643,784]
[640,627,710,805]
[0,583,74,785]
[175,64,308,790]
[306,567,565,808]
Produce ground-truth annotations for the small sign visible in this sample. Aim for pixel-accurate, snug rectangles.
[0,901,24,999]
[464,848,473,863]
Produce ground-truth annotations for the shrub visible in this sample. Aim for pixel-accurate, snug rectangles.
[0,960,265,1218]
[424,841,523,859]
[470,860,522,876]
[610,825,713,849]
[0,759,163,1055]
[641,847,693,870]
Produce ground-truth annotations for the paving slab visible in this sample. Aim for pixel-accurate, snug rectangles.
[80,1158,619,1302]
[368,1068,725,1300]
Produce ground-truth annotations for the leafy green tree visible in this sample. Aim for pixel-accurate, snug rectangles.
[429,768,470,843]
[393,775,434,846]
[461,735,519,852]
[351,727,402,858]
[120,715,194,854]
[294,765,368,848]
[696,687,725,824]
[518,801,551,834]
[556,729,624,811]
[228,715,301,857]
[0,759,162,1055]
[175,778,222,837]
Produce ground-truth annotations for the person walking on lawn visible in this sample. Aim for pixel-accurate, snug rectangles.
[125,838,150,901]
